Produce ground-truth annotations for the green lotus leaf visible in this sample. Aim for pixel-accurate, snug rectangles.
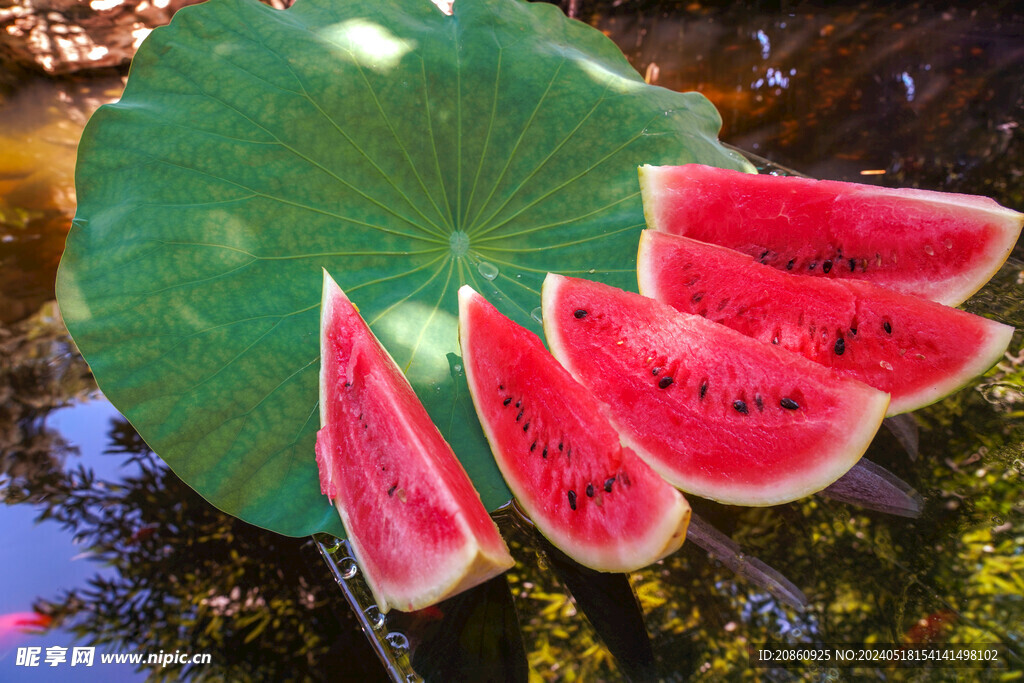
[57,0,753,538]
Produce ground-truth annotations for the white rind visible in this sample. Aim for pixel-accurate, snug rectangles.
[887,319,1015,415]
[539,275,575,385]
[638,231,1017,417]
[318,271,513,613]
[542,272,891,507]
[637,165,674,233]
[335,496,513,613]
[459,284,691,573]
[637,164,1024,307]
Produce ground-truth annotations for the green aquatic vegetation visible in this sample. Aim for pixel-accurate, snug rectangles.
[56,0,748,537]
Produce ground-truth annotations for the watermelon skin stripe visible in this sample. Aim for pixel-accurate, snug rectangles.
[638,164,1024,307]
[637,230,1015,416]
[542,274,890,507]
[458,285,691,573]
[316,271,513,613]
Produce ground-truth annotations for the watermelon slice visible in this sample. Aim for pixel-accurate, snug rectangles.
[541,274,890,506]
[637,230,1015,416]
[458,285,691,572]
[316,271,513,613]
[639,164,1024,306]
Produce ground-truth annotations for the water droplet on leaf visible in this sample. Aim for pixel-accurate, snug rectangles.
[339,558,358,579]
[478,261,499,280]
[385,632,409,651]
[365,605,385,630]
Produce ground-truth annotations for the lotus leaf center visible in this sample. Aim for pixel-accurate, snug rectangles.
[448,230,471,257]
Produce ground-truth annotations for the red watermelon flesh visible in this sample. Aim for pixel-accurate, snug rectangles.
[316,270,513,613]
[639,164,1024,306]
[458,285,690,572]
[542,274,890,507]
[638,230,1014,416]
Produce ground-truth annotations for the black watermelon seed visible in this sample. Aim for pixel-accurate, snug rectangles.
[516,400,521,408]
[658,376,674,389]
[542,447,548,459]
[755,394,764,411]
[772,336,780,345]
[883,321,892,334]
[559,442,564,451]
[503,397,512,406]
[699,381,708,399]
[344,381,351,388]
[530,442,536,452]
[567,490,577,510]
[834,337,845,355]
[387,484,397,497]
[499,384,504,391]
[808,261,817,271]
[850,327,858,336]
[733,400,749,414]
[759,250,770,262]
[604,476,615,493]
[652,367,661,375]
[848,258,857,272]
[691,292,704,303]
[516,410,523,422]
[586,483,595,497]
[523,422,530,432]
[780,397,799,410]
[823,259,833,273]
[574,309,588,319]
[786,259,795,270]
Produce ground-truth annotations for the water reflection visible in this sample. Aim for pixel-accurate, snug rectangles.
[0,78,122,323]
[16,415,389,681]
[1,0,1023,680]
[594,2,1023,206]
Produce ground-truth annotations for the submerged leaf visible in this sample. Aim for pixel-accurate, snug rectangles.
[57,0,751,537]
[685,512,808,612]
[821,459,924,518]
[884,413,921,460]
